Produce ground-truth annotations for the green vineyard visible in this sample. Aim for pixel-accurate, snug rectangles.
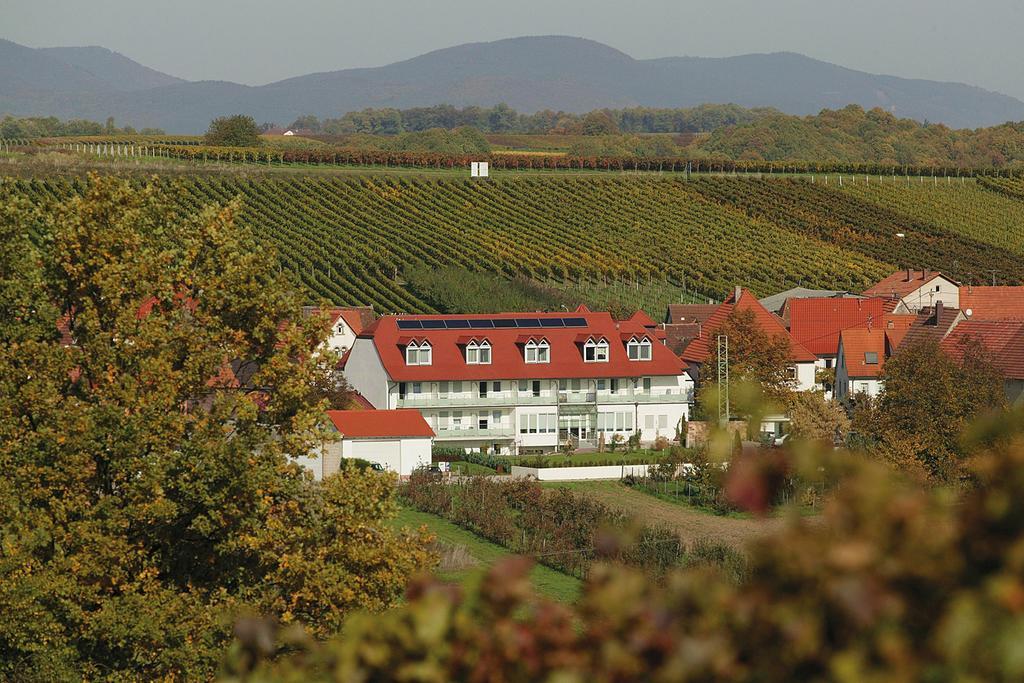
[4,173,1024,315]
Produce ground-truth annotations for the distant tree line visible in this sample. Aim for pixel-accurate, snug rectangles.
[280,104,1024,167]
[0,115,164,138]
[286,103,768,136]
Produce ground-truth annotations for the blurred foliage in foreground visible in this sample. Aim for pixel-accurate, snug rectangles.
[226,407,1024,682]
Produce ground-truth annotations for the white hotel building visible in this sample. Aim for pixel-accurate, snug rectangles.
[343,309,694,454]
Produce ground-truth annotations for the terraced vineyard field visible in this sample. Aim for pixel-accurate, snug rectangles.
[4,173,1024,314]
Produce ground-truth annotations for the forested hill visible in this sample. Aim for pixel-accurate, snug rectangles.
[2,35,1023,132]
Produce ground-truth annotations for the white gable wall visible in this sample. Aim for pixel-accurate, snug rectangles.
[901,276,960,312]
[344,338,390,408]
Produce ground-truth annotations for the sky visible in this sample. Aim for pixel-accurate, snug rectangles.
[3,0,1024,100]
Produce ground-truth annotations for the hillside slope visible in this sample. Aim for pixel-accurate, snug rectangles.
[2,36,1022,132]
[4,174,1023,314]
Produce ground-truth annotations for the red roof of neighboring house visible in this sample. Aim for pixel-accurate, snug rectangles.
[303,306,376,335]
[959,286,1024,321]
[940,320,1024,380]
[626,310,658,327]
[882,313,917,351]
[680,289,817,364]
[362,311,688,382]
[666,304,719,325]
[788,297,888,357]
[347,389,375,410]
[863,270,958,299]
[326,409,435,438]
[840,327,887,378]
[900,304,965,348]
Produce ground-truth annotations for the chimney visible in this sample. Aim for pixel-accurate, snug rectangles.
[934,300,944,322]
[734,286,742,302]
[906,267,912,282]
[923,268,929,281]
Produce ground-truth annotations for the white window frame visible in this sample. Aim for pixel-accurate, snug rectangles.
[466,340,492,365]
[627,337,652,361]
[584,338,609,363]
[405,340,432,366]
[525,339,550,364]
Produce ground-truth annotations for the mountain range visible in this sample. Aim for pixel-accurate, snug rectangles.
[2,35,1023,133]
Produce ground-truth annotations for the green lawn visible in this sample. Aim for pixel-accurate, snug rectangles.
[450,461,497,476]
[390,507,582,602]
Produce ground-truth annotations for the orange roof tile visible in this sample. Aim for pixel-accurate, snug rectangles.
[840,327,887,378]
[788,297,888,357]
[326,409,435,438]
[681,289,817,364]
[940,320,1024,379]
[864,270,958,299]
[959,286,1024,321]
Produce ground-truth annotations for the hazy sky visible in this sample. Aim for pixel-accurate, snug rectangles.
[3,0,1023,100]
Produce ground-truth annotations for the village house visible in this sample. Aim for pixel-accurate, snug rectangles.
[678,287,819,392]
[940,319,1024,404]
[342,308,694,455]
[863,269,960,312]
[296,409,434,479]
[833,315,915,401]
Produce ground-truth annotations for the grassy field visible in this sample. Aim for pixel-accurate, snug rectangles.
[390,507,582,602]
[450,461,497,475]
[541,481,810,548]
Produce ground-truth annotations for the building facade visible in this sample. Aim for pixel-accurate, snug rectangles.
[343,311,694,454]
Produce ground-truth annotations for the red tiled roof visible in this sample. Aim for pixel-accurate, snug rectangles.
[303,306,376,335]
[627,310,657,327]
[326,409,435,438]
[347,390,376,410]
[666,304,719,325]
[840,327,887,378]
[900,305,965,348]
[788,297,887,357]
[680,289,817,364]
[959,286,1024,321]
[364,311,688,382]
[863,270,958,299]
[882,314,917,351]
[940,320,1024,379]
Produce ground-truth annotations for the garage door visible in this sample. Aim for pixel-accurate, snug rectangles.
[350,439,402,474]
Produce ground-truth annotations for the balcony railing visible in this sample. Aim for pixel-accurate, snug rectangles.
[434,426,516,439]
[396,389,693,408]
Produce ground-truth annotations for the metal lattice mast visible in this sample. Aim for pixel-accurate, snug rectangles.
[717,335,729,425]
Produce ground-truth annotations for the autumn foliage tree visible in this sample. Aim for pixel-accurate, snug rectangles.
[205,114,263,147]
[701,308,794,410]
[0,176,430,680]
[226,408,1024,682]
[854,338,1006,481]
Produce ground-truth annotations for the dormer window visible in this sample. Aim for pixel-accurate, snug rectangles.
[525,339,550,364]
[627,337,652,361]
[584,338,609,363]
[405,340,432,366]
[466,340,491,365]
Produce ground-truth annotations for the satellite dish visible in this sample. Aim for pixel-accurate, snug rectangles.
[965,308,973,318]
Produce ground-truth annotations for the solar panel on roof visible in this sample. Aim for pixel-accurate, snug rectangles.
[562,317,587,327]
[420,320,446,329]
[492,319,517,328]
[469,319,494,329]
[396,320,423,330]
[540,318,563,328]
[515,318,541,328]
[445,319,470,329]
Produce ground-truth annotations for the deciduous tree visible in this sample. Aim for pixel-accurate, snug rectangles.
[205,114,263,147]
[0,175,430,679]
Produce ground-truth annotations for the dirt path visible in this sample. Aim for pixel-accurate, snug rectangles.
[557,482,811,549]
